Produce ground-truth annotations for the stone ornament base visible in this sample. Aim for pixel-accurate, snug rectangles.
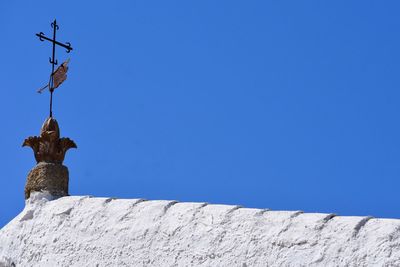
[25,162,69,199]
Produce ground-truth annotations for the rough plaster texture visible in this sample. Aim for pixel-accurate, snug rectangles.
[1,192,400,266]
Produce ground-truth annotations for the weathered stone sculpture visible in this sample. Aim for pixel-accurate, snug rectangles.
[23,117,77,199]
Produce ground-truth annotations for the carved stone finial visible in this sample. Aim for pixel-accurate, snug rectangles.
[23,117,76,199]
[23,117,77,164]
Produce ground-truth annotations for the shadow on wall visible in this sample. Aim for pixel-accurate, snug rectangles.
[0,257,16,267]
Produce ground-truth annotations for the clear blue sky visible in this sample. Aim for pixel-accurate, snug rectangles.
[1,1,400,227]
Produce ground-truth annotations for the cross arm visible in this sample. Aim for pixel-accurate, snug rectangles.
[36,33,73,53]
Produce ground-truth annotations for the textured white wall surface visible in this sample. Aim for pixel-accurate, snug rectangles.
[0,192,400,267]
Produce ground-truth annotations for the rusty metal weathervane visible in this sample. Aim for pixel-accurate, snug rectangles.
[36,19,73,117]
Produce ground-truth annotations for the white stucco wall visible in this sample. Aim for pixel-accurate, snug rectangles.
[1,192,399,266]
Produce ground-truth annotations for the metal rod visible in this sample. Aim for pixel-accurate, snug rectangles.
[49,19,57,117]
[51,19,57,76]
[35,33,73,51]
[50,91,53,117]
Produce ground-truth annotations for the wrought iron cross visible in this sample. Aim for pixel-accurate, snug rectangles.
[36,19,73,117]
